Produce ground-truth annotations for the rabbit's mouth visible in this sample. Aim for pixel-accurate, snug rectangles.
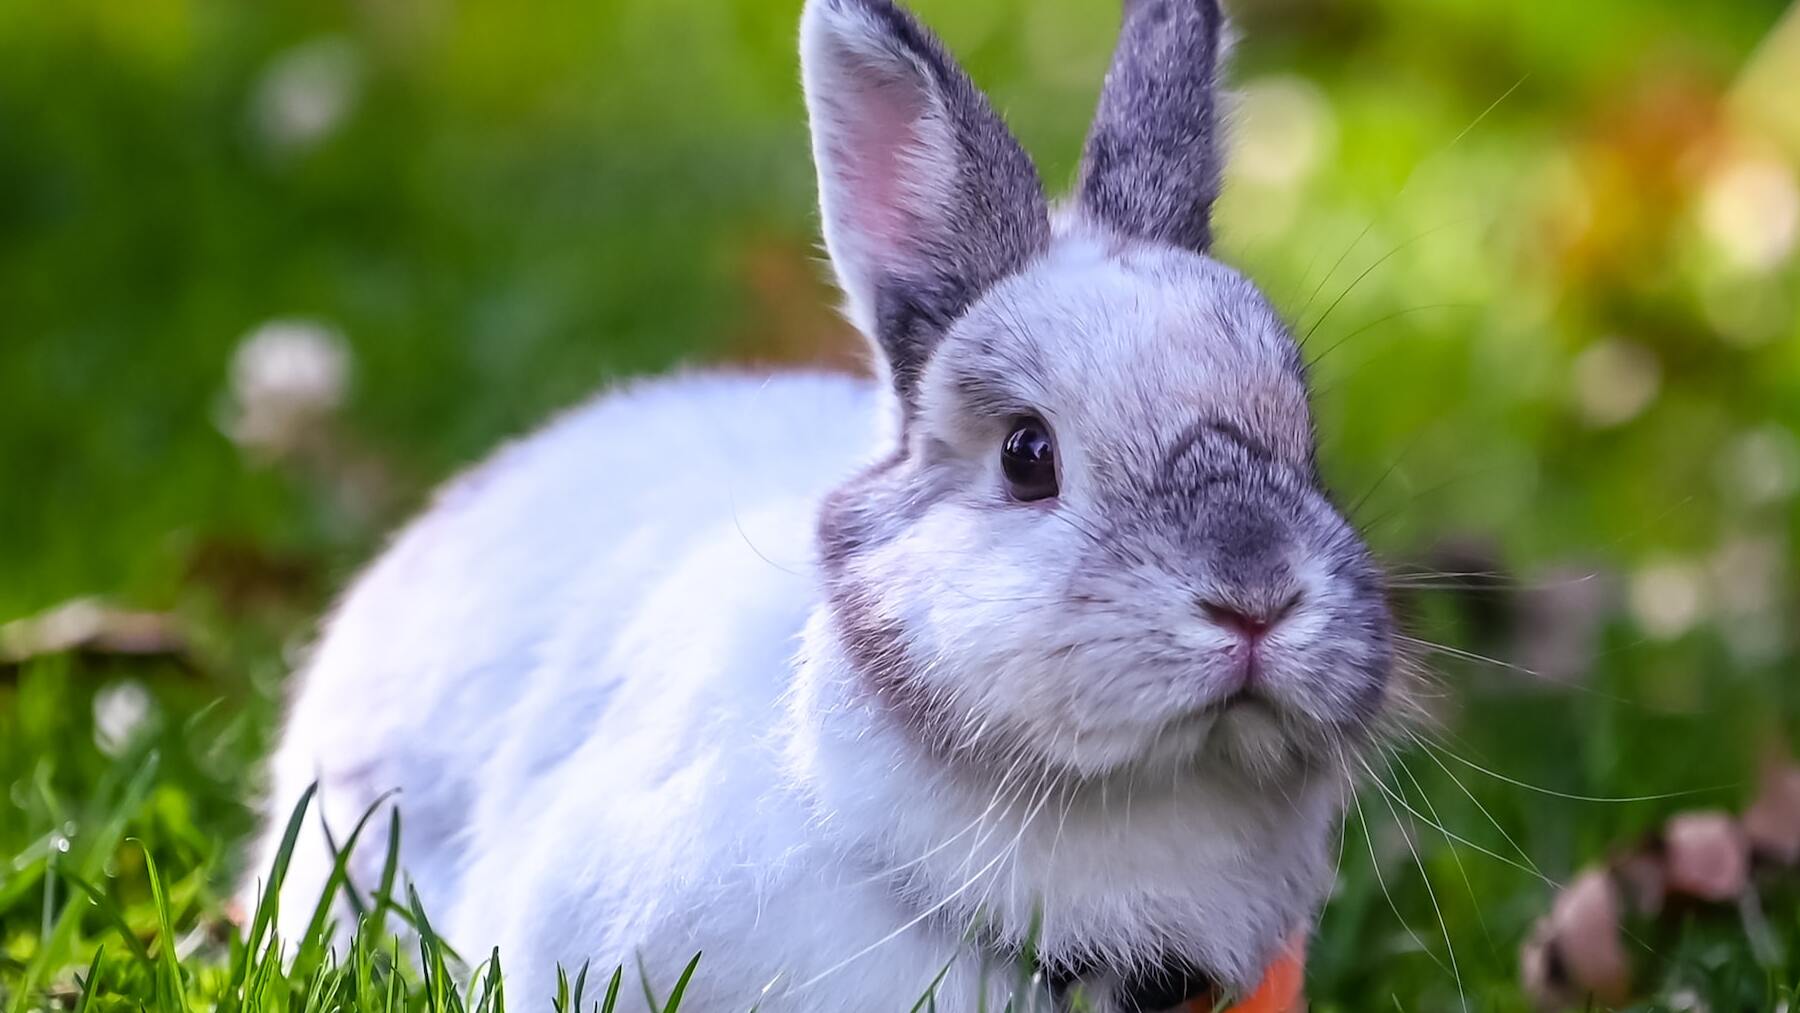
[1201,680,1274,715]
[999,686,1325,785]
[1119,662,1383,784]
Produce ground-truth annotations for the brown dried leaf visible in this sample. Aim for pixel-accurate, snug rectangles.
[0,598,187,666]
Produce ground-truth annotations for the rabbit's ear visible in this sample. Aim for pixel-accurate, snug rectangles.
[802,0,1050,404]
[1077,0,1231,254]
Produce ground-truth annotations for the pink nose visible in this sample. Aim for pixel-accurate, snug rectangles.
[1199,592,1302,641]
[1201,601,1274,640]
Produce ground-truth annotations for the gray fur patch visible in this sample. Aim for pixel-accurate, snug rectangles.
[815,446,948,744]
[1077,0,1229,253]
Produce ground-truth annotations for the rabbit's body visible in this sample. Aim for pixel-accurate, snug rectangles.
[252,1,1399,1009]
[255,372,880,956]
[258,289,1338,1013]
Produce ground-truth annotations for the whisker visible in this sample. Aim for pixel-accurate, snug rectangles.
[1295,219,1378,330]
[791,770,1058,996]
[1387,568,1522,580]
[1293,70,1526,337]
[1444,75,1530,149]
[1382,568,1606,596]
[1396,634,1541,678]
[1345,420,1444,524]
[852,750,1036,887]
[1391,753,1526,974]
[1400,634,1697,711]
[1383,581,1521,592]
[1361,756,1470,1013]
[1354,466,1504,536]
[1418,737,1736,804]
[1409,732,1547,882]
[1346,757,1451,976]
[724,375,809,577]
[1306,303,1478,371]
[1302,219,1475,346]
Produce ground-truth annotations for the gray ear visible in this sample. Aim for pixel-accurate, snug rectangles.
[1077,0,1230,254]
[801,0,1051,404]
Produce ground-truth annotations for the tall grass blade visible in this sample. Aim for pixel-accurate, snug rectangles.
[600,966,624,1013]
[71,945,105,1013]
[297,791,397,973]
[660,953,702,1012]
[236,781,319,995]
[373,808,403,932]
[137,841,192,1012]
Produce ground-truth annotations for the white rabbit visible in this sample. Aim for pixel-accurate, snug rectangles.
[246,0,1399,1009]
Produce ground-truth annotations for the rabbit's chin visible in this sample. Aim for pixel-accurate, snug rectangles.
[988,697,1340,790]
[1201,696,1343,784]
[835,636,1343,792]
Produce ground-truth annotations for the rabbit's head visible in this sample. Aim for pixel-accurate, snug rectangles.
[803,0,1395,787]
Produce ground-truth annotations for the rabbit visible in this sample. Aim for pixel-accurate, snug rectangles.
[244,0,1399,1009]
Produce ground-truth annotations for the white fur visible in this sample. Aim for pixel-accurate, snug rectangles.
[247,1,1384,1008]
[249,260,1344,1010]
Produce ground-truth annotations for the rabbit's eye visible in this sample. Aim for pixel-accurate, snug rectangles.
[1001,416,1058,502]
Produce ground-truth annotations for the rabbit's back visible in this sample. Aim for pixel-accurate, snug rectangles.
[251,370,879,944]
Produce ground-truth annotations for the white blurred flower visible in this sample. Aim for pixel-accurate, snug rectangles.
[1711,534,1784,615]
[225,319,351,459]
[1710,533,1789,661]
[251,37,363,153]
[93,681,153,757]
[1718,425,1800,506]
[1233,75,1337,188]
[1572,338,1661,428]
[1628,558,1708,640]
[1700,152,1799,273]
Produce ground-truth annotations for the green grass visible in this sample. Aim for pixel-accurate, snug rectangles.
[4,0,1800,1008]
[2,669,1799,1011]
[4,767,683,1013]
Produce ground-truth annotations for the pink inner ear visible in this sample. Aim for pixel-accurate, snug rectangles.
[827,68,938,264]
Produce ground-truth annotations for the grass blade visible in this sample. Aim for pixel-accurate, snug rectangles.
[372,808,403,933]
[137,840,192,1013]
[908,958,956,1013]
[636,952,661,1011]
[296,791,397,973]
[661,953,701,1012]
[71,945,105,1013]
[237,781,319,994]
[572,961,592,1013]
[600,966,623,1013]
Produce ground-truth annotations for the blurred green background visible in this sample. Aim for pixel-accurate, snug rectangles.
[3,0,1799,1008]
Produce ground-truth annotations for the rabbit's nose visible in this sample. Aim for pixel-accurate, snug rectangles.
[1197,591,1303,641]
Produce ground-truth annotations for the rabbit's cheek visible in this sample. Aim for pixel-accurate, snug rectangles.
[1251,627,1391,740]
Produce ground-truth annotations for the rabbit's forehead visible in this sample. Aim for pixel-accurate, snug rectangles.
[944,239,1312,461]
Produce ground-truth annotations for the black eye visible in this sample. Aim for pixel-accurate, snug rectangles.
[1001,416,1058,502]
